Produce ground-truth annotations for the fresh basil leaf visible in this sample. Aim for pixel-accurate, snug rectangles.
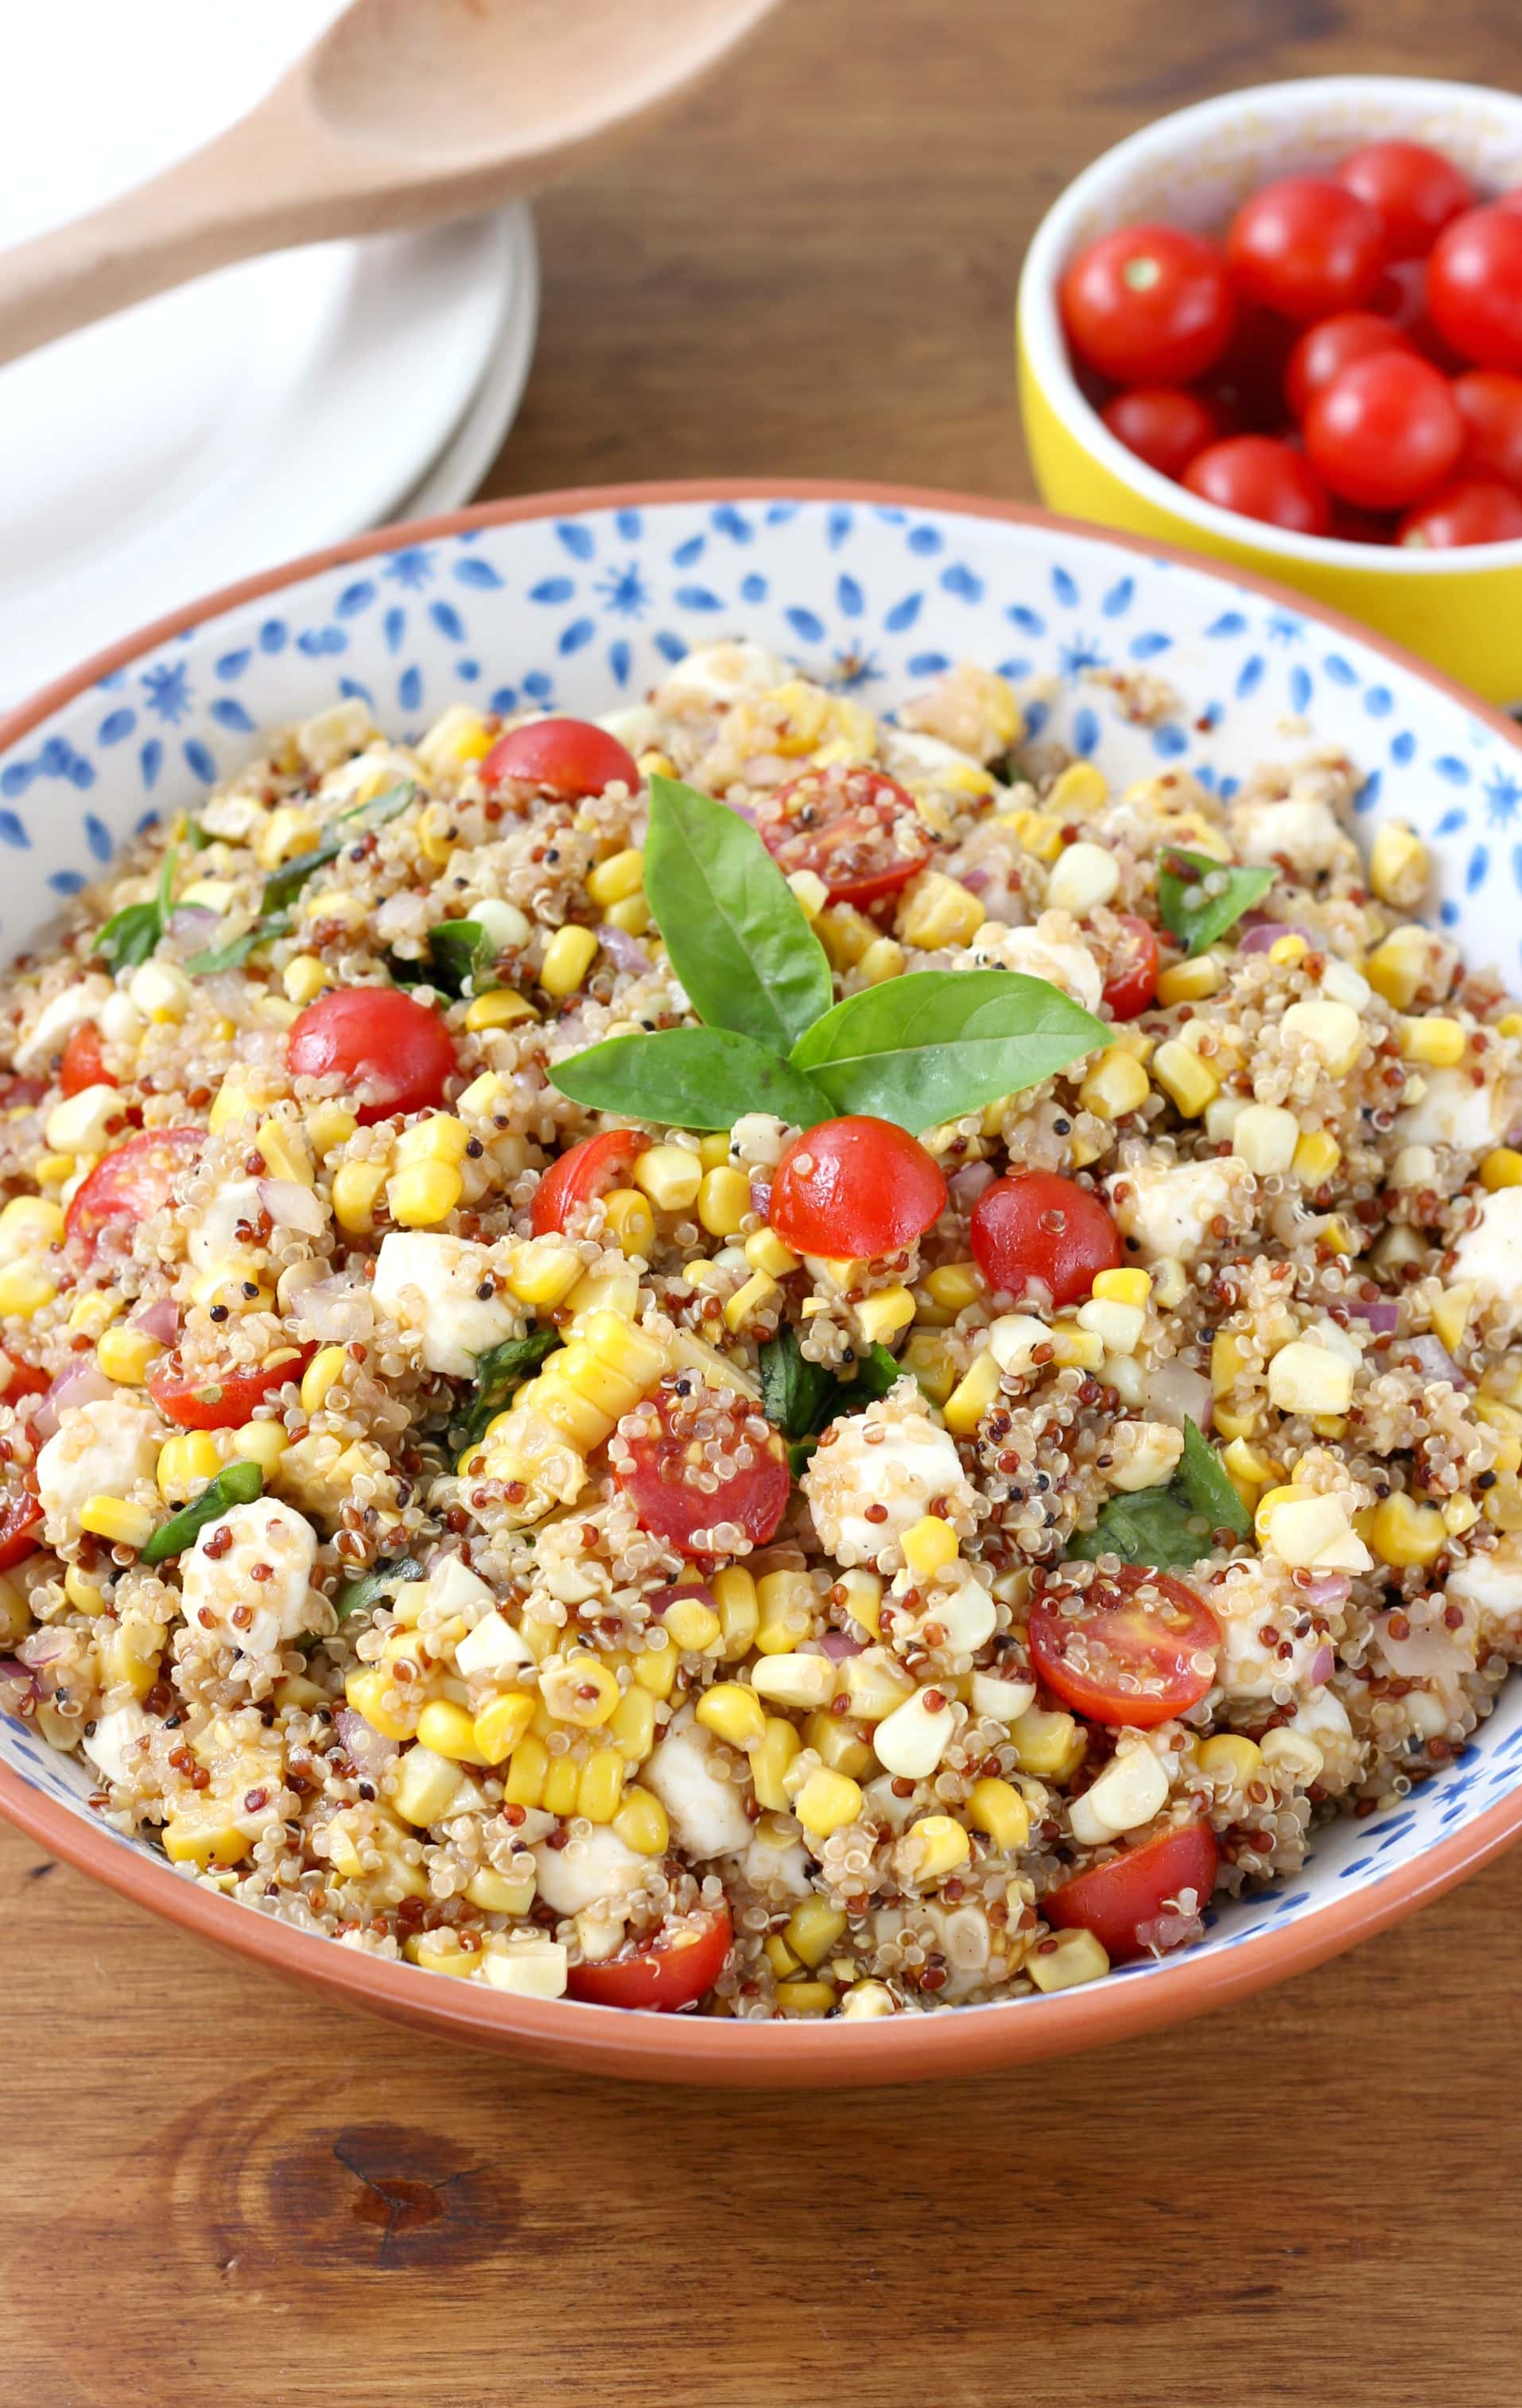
[643,775,833,1052]
[184,815,217,851]
[848,1342,905,1403]
[140,1460,263,1566]
[553,1025,831,1132]
[1157,847,1274,959]
[1177,1416,1252,1542]
[262,779,416,912]
[332,1553,427,1624]
[426,919,497,997]
[95,844,180,973]
[759,1324,836,1441]
[186,912,293,976]
[790,969,1106,1132]
[453,1326,564,1449]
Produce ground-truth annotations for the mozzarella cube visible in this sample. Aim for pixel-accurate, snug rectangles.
[532,1824,646,1916]
[454,1608,534,1680]
[643,1719,754,1858]
[187,1177,265,1272]
[802,1392,976,1571]
[656,640,789,709]
[968,916,1103,1012]
[181,1494,318,1655]
[13,977,112,1074]
[1105,1155,1255,1263]
[36,1396,162,1539]
[1451,1186,1522,1295]
[1395,1064,1521,1155]
[372,1232,520,1377]
[82,1702,156,1788]
[1231,797,1354,876]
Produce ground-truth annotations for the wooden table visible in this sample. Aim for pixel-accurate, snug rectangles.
[5,4,1520,2400]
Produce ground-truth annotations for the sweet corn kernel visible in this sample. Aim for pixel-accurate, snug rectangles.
[803,1709,872,1779]
[752,1652,838,1711]
[1076,1295,1145,1354]
[1481,1147,1522,1191]
[710,1565,760,1660]
[1008,1704,1084,1778]
[541,1653,621,1727]
[298,1346,347,1416]
[1079,1047,1151,1121]
[464,1865,537,1916]
[256,805,317,868]
[902,1330,957,1404]
[775,1979,838,2014]
[967,1777,1031,1851]
[0,1264,57,1319]
[502,1734,549,1806]
[1027,1928,1110,1992]
[725,1269,780,1332]
[942,1349,1004,1436]
[1369,1492,1447,1568]
[586,847,645,907]
[1369,819,1428,907]
[1264,1492,1370,1571]
[153,1430,219,1505]
[34,1154,77,1188]
[305,1101,359,1159]
[696,1681,768,1748]
[751,1715,802,1811]
[612,1786,670,1856]
[96,1326,161,1385]
[1431,1284,1474,1356]
[1291,1129,1341,1187]
[907,1813,971,1880]
[1442,1494,1481,1537]
[629,1144,700,1214]
[1231,1103,1299,1176]
[1197,1733,1264,1786]
[393,1744,480,1827]
[387,1160,463,1228]
[232,1419,289,1474]
[417,703,493,770]
[1282,999,1364,1078]
[1047,760,1108,818]
[860,935,907,985]
[900,1515,960,1579]
[503,1235,584,1309]
[897,872,986,950]
[1268,932,1309,967]
[852,1284,914,1345]
[403,1930,484,1980]
[1365,926,1431,1010]
[464,988,538,1032]
[79,1497,155,1549]
[744,1226,799,1280]
[416,1699,491,1765]
[794,1767,864,1839]
[1092,1268,1151,1309]
[541,1752,581,1816]
[281,954,329,1008]
[1400,1015,1466,1067]
[1268,1339,1355,1416]
[999,807,1063,863]
[0,1194,66,1255]
[631,1637,679,1697]
[840,1979,896,2019]
[577,1747,627,1824]
[755,1568,813,1653]
[780,1898,848,1970]
[1048,1320,1105,1370]
[162,1817,249,1869]
[596,1187,654,1260]
[538,924,599,997]
[696,1132,732,1170]
[1047,841,1120,918]
[664,1596,723,1653]
[816,903,879,969]
[697,1166,751,1237]
[601,1688,653,1767]
[1155,953,1225,1007]
[925,1261,981,1313]
[1151,1039,1221,1117]
[332,1159,390,1233]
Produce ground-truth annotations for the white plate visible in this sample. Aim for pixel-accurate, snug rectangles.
[396,211,542,518]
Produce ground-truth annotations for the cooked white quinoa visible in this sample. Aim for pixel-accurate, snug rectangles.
[2,637,1520,2018]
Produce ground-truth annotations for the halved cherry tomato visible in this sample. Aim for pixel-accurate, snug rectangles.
[1452,370,1522,488]
[1427,204,1522,372]
[1100,914,1159,1020]
[1284,312,1414,421]
[969,1171,1120,1307]
[1182,436,1331,534]
[1337,141,1473,261]
[0,1354,49,1402]
[287,988,456,1126]
[65,1126,201,1259]
[480,717,640,799]
[769,1117,946,1260]
[1060,225,1236,386]
[148,1344,313,1431]
[1226,176,1384,324]
[0,1488,43,1571]
[1399,476,1522,549]
[531,1128,644,1236]
[1304,351,1464,511]
[566,1906,732,2011]
[1099,386,1224,480]
[612,1377,790,1559]
[59,1021,115,1097]
[1046,1821,1220,1963]
[755,765,930,908]
[1027,1566,1221,1727]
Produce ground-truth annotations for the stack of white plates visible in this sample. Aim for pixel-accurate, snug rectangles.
[0,2,540,705]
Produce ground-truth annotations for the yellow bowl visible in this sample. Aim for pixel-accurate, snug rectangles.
[1018,76,1522,702]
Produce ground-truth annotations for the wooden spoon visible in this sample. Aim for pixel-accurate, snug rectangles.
[0,0,780,368]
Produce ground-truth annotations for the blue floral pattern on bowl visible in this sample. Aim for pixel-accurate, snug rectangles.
[3,490,1520,2002]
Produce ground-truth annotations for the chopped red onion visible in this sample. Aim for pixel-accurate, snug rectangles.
[295,1278,374,1344]
[167,904,218,942]
[1238,921,1312,954]
[649,1582,716,1617]
[958,865,992,894]
[1405,1332,1464,1387]
[333,1705,399,1778]
[749,1180,772,1219]
[0,1659,38,1709]
[1143,1359,1212,1429]
[948,1160,996,1211]
[1308,1639,1338,1682]
[1357,1299,1400,1336]
[17,1629,67,1671]
[33,1358,114,1439]
[819,1630,865,1660]
[130,1296,180,1343]
[596,922,651,977]
[257,1177,327,1237]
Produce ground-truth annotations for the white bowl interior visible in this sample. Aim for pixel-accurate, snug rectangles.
[4,491,1521,2010]
[1019,75,1522,571]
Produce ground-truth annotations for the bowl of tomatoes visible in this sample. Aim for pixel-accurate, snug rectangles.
[1017,76,1522,701]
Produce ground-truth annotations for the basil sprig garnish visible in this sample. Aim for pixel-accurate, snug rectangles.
[261,779,417,913]
[759,1325,904,1477]
[1067,1418,1251,1571]
[186,912,293,976]
[95,845,179,973]
[332,1553,427,1624]
[553,776,1106,1136]
[452,1326,564,1451]
[140,1460,263,1566]
[1157,847,1275,960]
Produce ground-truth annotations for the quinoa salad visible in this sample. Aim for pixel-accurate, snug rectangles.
[2,637,1520,2022]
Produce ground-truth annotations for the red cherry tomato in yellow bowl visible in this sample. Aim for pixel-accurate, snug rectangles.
[969,1170,1120,1307]
[1099,386,1223,480]
[1226,175,1384,324]
[1284,312,1415,422]
[1451,370,1522,487]
[287,988,456,1126]
[1182,436,1332,535]
[566,1907,732,2011]
[769,1117,946,1260]
[1304,350,1464,511]
[1046,1822,1220,1963]
[1027,1565,1221,1727]
[1337,140,1473,262]
[480,717,640,799]
[1399,476,1522,550]
[1427,204,1522,372]
[1061,224,1235,386]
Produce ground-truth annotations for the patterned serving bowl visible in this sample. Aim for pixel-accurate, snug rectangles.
[1017,77,1522,705]
[2,480,1520,2086]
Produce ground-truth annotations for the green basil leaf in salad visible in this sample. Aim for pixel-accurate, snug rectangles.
[95,845,180,974]
[332,1553,428,1625]
[1177,1416,1252,1542]
[759,1326,908,1479]
[1157,847,1275,960]
[643,775,833,1054]
[790,969,1107,1134]
[453,1326,564,1451]
[139,1460,263,1566]
[261,779,417,914]
[186,911,293,977]
[425,919,499,997]
[553,1024,832,1133]
[1066,1417,1249,1570]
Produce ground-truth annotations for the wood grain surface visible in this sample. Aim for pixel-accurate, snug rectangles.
[4,4,1521,2402]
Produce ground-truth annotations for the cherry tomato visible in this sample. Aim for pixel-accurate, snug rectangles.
[1304,351,1464,510]
[480,717,640,800]
[1330,503,1400,546]
[58,1021,115,1097]
[1060,224,1236,386]
[1046,1822,1220,1963]
[1399,476,1522,549]
[969,1171,1120,1308]
[287,988,456,1127]
[1182,437,1332,535]
[1284,312,1414,421]
[65,1126,201,1258]
[1427,205,1522,371]
[612,1377,790,1559]
[565,1907,732,2011]
[0,1354,49,1402]
[1027,1566,1221,1727]
[1226,176,1384,323]
[755,765,930,908]
[148,1344,313,1431]
[769,1117,947,1260]
[1101,915,1159,1020]
[1206,305,1295,431]
[0,1487,42,1571]
[1494,188,1522,218]
[1452,370,1522,488]
[532,1128,644,1237]
[1337,141,1473,261]
[1099,386,1223,480]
